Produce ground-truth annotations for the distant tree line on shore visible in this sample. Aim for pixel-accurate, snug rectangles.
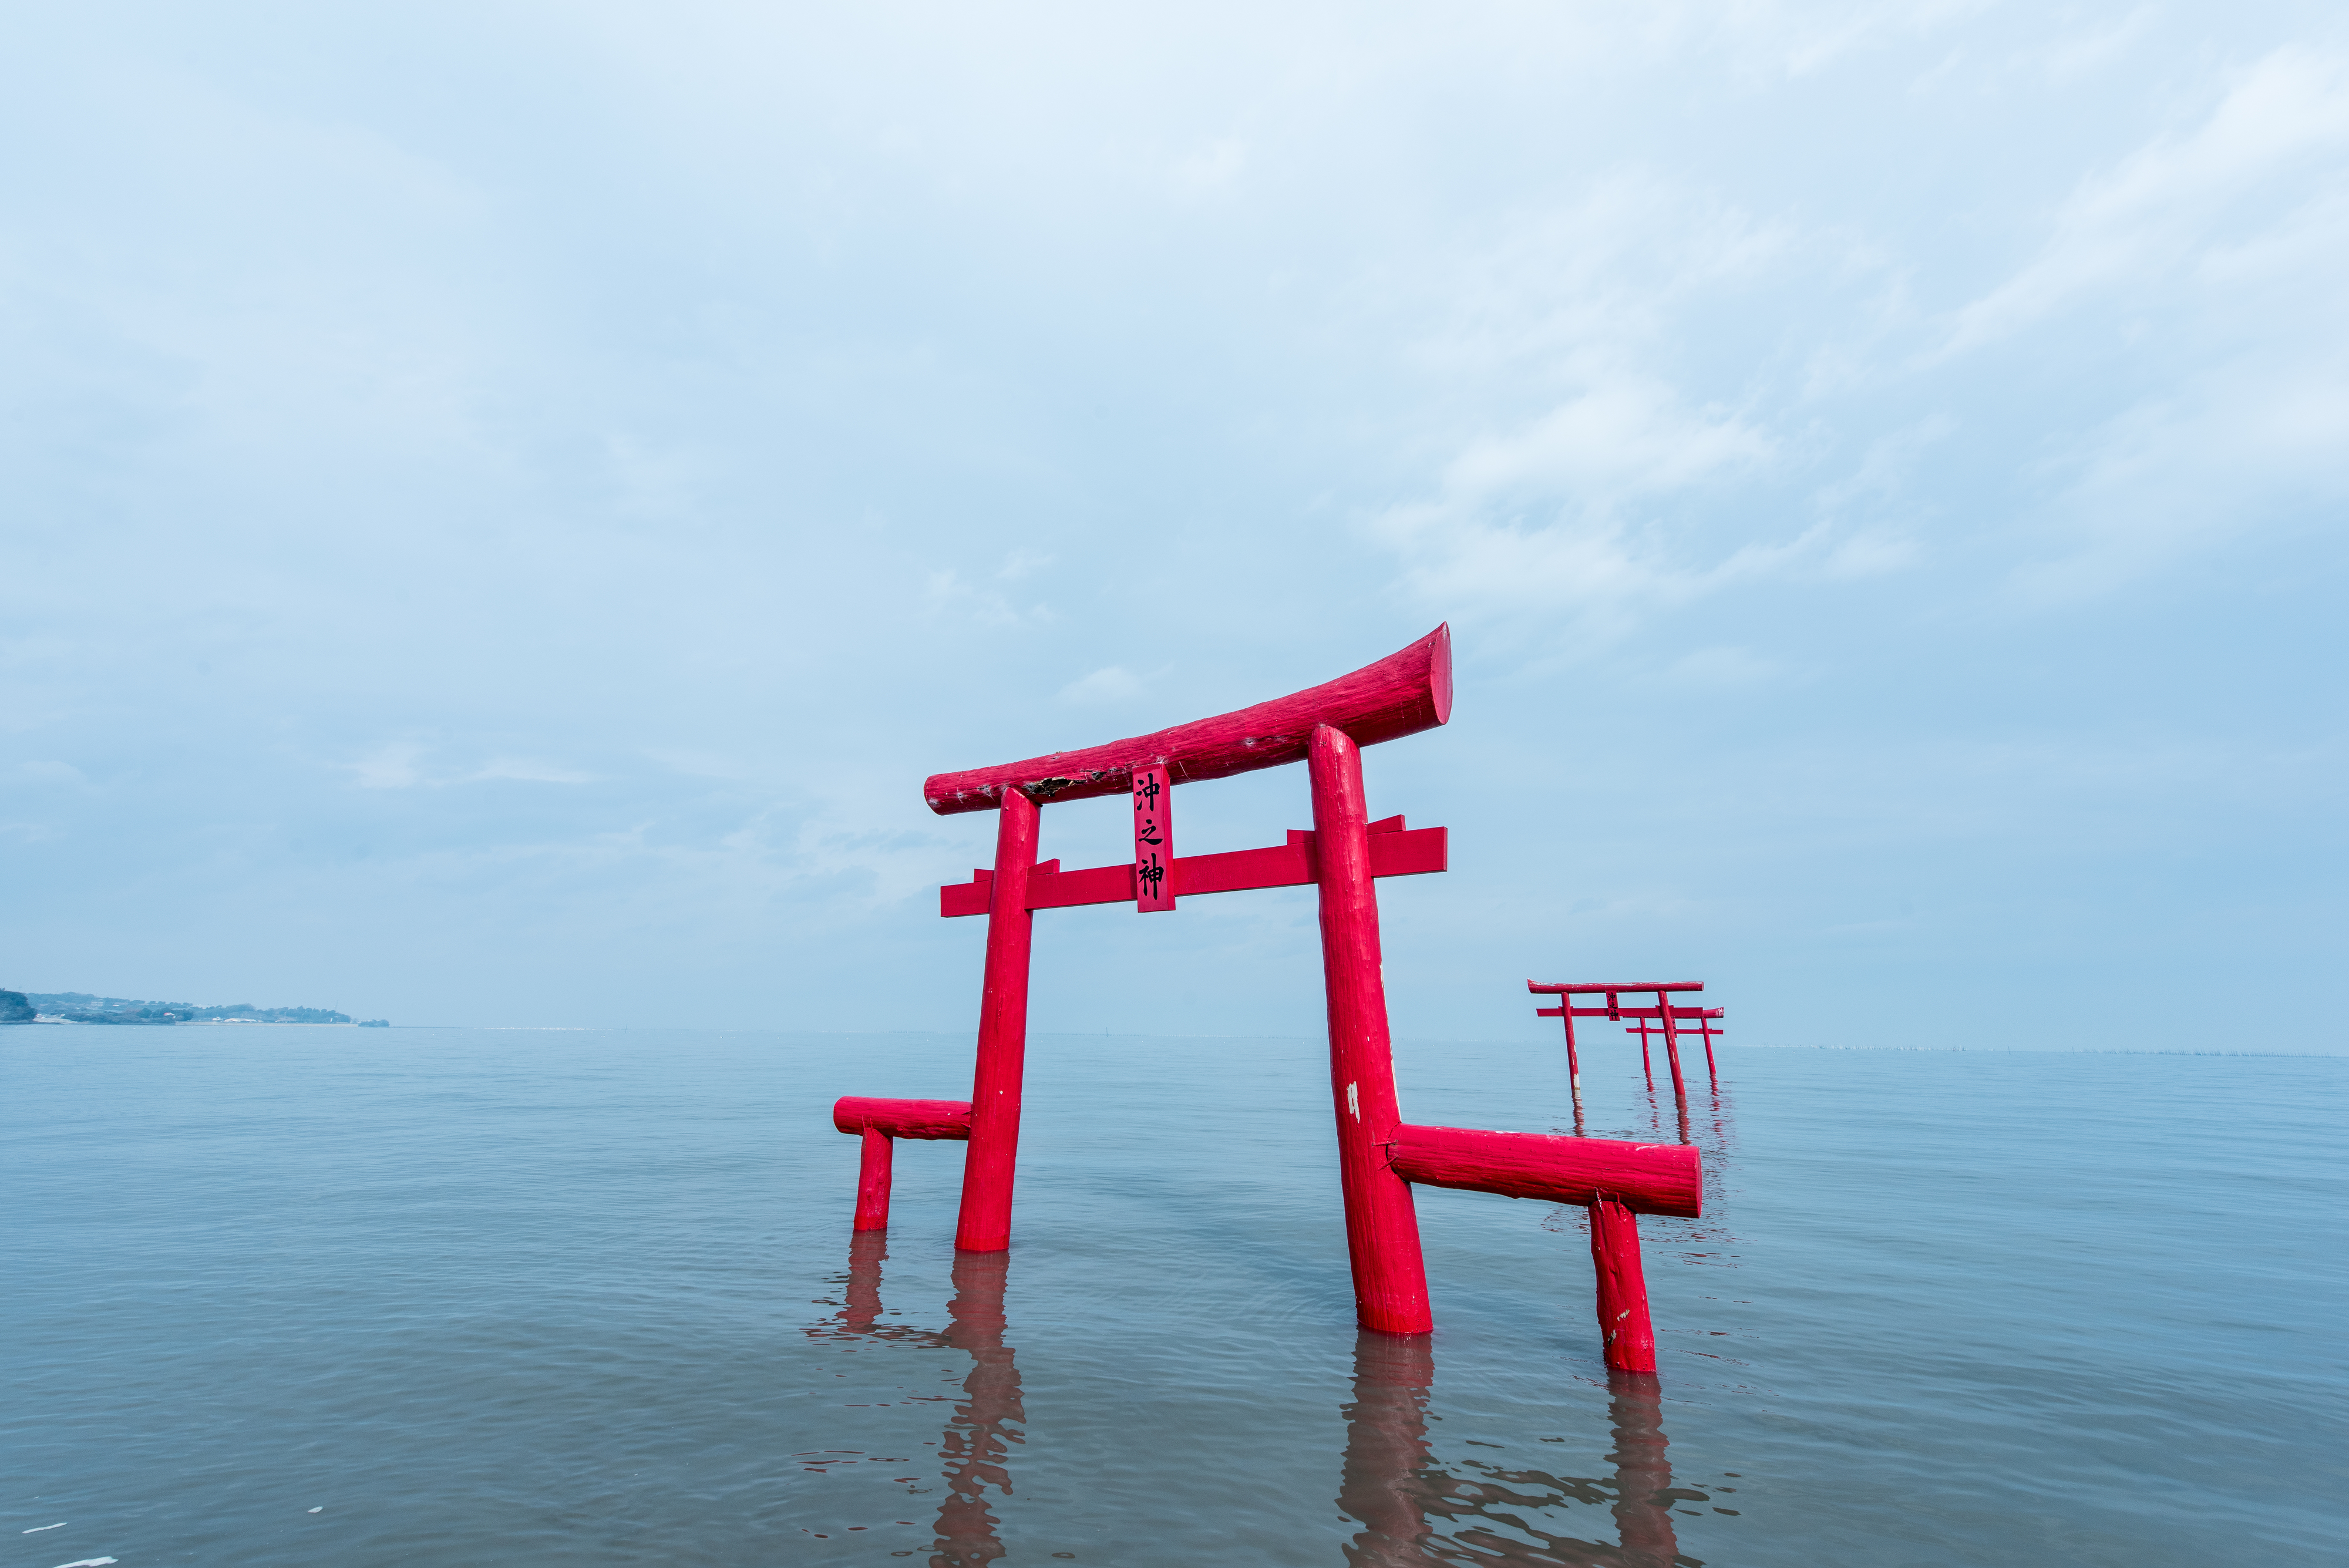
[0,990,388,1027]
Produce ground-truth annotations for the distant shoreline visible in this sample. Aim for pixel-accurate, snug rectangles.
[32,1017,369,1027]
[4,991,389,1028]
[15,1018,386,1028]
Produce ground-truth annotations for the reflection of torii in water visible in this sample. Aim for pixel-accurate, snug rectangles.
[813,1234,1022,1567]
[1342,1334,1696,1568]
[817,1239,1709,1568]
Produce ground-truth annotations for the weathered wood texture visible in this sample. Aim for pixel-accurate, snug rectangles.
[1311,724,1433,1335]
[940,820,1445,917]
[957,789,1038,1253]
[1590,1196,1658,1372]
[922,624,1451,815]
[1386,1125,1702,1218]
[833,1096,974,1140]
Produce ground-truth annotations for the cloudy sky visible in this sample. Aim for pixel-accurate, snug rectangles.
[5,1,2343,1047]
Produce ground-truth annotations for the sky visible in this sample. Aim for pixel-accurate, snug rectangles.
[4,1,2344,1048]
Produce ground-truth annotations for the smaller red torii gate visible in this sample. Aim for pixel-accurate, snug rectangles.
[832,627,1705,1370]
[1529,981,1723,1097]
[1624,1013,1724,1090]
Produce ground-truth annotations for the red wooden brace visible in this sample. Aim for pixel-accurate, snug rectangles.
[1387,1124,1695,1372]
[832,1096,972,1232]
[1386,1127,1700,1217]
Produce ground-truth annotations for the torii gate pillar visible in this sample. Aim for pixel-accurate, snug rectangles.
[1310,725,1432,1334]
[957,788,1039,1253]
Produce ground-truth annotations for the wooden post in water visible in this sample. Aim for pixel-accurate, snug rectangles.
[957,789,1038,1253]
[1590,1195,1657,1373]
[853,1129,892,1231]
[1310,724,1433,1335]
[1653,987,1688,1099]
[1626,1015,1663,1089]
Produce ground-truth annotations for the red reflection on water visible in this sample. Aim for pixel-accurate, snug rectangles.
[818,1240,1706,1565]
[1338,1333,1687,1566]
[813,1236,1024,1566]
[1338,1334,1440,1565]
[931,1250,1021,1567]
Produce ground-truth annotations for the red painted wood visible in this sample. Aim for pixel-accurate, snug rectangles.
[1624,1017,1660,1088]
[1310,724,1433,1335]
[956,788,1038,1253]
[1537,1004,1722,1021]
[1386,1125,1702,1218]
[1657,990,1688,1099]
[1528,981,1705,995]
[923,624,1452,815]
[1688,1016,1722,1083]
[1132,764,1173,911]
[938,825,1447,917]
[1590,1196,1657,1372]
[853,1128,894,1231]
[833,1096,974,1140]
[1626,1009,1663,1084]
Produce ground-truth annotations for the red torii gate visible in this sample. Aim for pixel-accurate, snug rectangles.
[833,626,1702,1367]
[1624,1012,1725,1089]
[1530,981,1722,1096]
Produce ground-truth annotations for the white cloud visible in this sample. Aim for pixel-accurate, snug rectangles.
[1944,46,2349,355]
[1173,136,1247,196]
[1057,665,1143,705]
[472,759,596,785]
[343,746,594,788]
[1373,375,1775,626]
[348,745,424,790]
[1664,645,1782,688]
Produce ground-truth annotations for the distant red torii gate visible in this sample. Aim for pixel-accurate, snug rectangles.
[833,626,1702,1367]
[1530,981,1723,1096]
[1623,1012,1724,1089]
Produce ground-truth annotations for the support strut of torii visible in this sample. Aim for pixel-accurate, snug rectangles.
[832,625,1701,1368]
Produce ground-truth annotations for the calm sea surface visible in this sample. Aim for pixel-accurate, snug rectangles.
[6,1027,2343,1566]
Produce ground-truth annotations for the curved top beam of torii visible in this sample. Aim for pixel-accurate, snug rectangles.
[922,623,1453,815]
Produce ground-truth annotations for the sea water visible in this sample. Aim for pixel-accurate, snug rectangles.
[5,1028,2343,1566]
